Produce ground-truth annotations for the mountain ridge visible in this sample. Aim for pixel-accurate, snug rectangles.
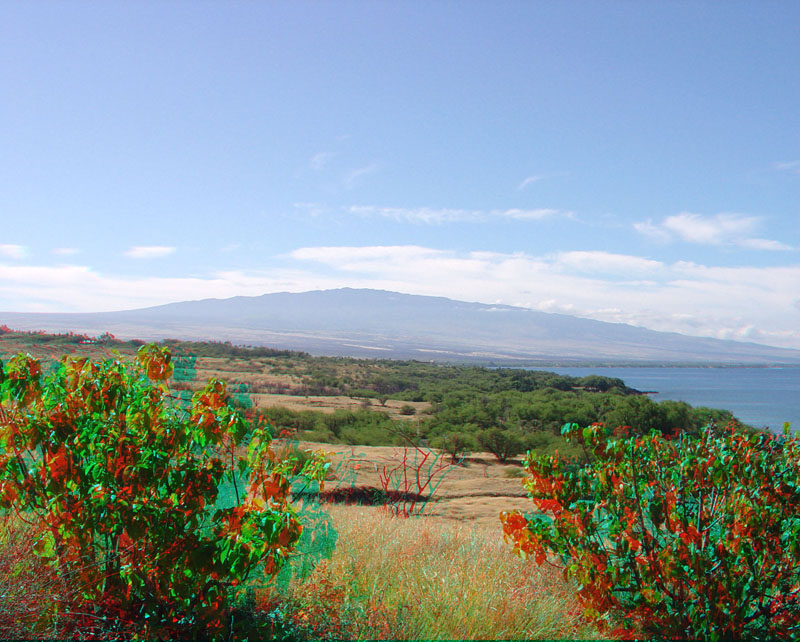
[2,288,799,365]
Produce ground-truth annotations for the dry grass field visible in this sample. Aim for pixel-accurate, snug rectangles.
[284,440,534,527]
[258,504,603,640]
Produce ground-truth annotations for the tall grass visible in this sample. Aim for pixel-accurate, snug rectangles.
[3,505,606,640]
[0,514,132,640]
[263,505,604,640]
[0,514,67,639]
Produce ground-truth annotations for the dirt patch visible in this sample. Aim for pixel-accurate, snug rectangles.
[249,393,430,419]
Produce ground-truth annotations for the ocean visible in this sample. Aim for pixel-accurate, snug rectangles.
[546,366,800,435]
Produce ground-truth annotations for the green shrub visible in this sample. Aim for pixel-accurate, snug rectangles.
[503,466,526,479]
[431,431,475,463]
[502,421,800,639]
[478,428,523,462]
[0,346,328,638]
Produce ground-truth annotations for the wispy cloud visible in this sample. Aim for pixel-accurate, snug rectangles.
[664,213,758,244]
[53,247,80,256]
[501,208,565,220]
[123,246,176,259]
[348,205,570,224]
[738,238,793,251]
[774,160,800,175]
[517,172,567,190]
[554,251,663,275]
[518,175,545,190]
[344,163,378,189]
[309,151,335,170]
[293,202,329,217]
[634,213,792,250]
[0,244,28,260]
[633,220,672,243]
[349,206,473,223]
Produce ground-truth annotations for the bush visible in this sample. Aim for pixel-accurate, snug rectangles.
[503,466,526,479]
[0,345,328,638]
[501,421,800,639]
[431,431,475,464]
[478,427,523,462]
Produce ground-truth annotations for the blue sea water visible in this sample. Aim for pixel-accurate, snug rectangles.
[546,366,800,435]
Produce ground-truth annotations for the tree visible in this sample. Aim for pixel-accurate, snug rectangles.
[0,345,328,637]
[432,431,475,464]
[601,395,668,435]
[477,427,523,463]
[399,404,416,416]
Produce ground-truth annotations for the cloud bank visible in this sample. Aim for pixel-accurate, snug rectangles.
[3,245,795,350]
[0,245,28,259]
[348,206,570,224]
[123,246,177,259]
[635,213,793,250]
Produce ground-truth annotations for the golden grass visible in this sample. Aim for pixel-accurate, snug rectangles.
[298,441,534,527]
[265,504,605,640]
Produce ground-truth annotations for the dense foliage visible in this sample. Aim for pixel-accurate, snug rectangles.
[502,421,800,639]
[0,345,327,638]
[0,329,740,456]
[163,338,307,359]
[258,355,738,452]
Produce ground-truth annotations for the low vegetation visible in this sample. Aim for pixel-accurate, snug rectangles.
[259,505,601,640]
[1,330,793,640]
[0,344,327,638]
[503,421,800,639]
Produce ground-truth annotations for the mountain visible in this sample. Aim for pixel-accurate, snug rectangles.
[2,288,800,365]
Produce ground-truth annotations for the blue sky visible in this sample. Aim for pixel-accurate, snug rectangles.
[1,1,799,348]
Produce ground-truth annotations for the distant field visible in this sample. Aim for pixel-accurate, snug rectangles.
[284,439,533,526]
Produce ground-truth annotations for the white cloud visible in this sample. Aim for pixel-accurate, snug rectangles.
[309,151,335,170]
[774,160,800,175]
[293,202,329,217]
[349,206,473,224]
[291,245,433,264]
[663,212,758,245]
[124,246,176,259]
[53,247,80,256]
[348,205,569,224]
[344,163,378,189]
[738,238,793,251]
[554,251,663,275]
[0,264,294,313]
[0,247,798,350]
[497,208,565,220]
[288,244,800,349]
[517,172,567,190]
[633,220,672,243]
[0,244,27,259]
[518,175,544,190]
[635,212,791,250]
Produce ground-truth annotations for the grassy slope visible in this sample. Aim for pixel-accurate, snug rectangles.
[259,505,604,640]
